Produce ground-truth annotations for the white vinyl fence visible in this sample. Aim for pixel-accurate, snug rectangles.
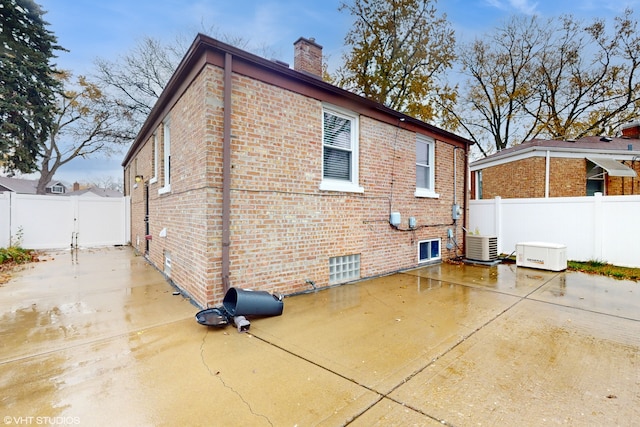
[469,194,640,268]
[0,192,130,250]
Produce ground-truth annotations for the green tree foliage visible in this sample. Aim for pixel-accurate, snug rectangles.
[0,0,63,173]
[334,0,457,123]
[454,10,640,154]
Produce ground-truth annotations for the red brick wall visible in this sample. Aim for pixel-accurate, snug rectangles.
[607,161,640,195]
[481,157,546,199]
[475,157,635,198]
[548,158,585,197]
[127,64,467,307]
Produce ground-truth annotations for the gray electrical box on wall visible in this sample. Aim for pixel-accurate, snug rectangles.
[452,204,462,220]
[390,212,401,226]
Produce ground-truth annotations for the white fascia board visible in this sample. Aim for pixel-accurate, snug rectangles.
[470,146,640,171]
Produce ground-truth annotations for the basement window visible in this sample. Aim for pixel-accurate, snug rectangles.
[329,254,360,284]
[418,239,441,263]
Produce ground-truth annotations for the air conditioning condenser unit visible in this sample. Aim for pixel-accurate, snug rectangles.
[465,235,498,262]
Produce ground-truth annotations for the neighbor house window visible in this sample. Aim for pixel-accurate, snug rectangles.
[50,184,64,194]
[586,160,604,196]
[159,118,171,194]
[329,254,360,284]
[320,105,363,193]
[415,135,438,198]
[476,170,483,199]
[418,239,441,263]
[150,132,158,184]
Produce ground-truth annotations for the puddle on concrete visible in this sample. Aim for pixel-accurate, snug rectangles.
[531,271,640,320]
[407,262,558,296]
[0,248,194,364]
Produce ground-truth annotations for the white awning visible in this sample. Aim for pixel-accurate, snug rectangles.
[587,157,637,177]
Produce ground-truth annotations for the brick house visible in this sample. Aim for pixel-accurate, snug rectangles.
[470,126,640,199]
[122,34,473,308]
[0,176,67,194]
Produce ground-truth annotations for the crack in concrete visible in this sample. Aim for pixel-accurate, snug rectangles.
[199,329,274,427]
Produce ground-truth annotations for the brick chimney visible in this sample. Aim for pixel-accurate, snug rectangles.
[73,182,80,191]
[621,121,640,139]
[294,37,323,77]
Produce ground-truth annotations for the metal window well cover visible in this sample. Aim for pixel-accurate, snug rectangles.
[195,307,230,327]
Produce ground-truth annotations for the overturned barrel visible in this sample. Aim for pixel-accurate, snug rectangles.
[222,287,284,317]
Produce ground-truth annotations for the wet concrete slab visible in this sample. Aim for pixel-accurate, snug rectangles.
[530,272,640,320]
[389,299,640,425]
[1,247,639,426]
[253,274,520,395]
[0,248,195,363]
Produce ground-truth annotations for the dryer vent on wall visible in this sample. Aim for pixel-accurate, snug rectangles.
[465,235,498,262]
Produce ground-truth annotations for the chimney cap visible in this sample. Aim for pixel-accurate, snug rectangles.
[294,36,323,49]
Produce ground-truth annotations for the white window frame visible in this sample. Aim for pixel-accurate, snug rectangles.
[159,117,171,194]
[50,184,64,194]
[418,238,441,263]
[150,132,158,184]
[319,104,364,193]
[415,135,438,198]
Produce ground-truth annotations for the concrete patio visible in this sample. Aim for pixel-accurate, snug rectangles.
[1,247,638,426]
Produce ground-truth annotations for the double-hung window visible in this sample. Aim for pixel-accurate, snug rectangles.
[150,132,158,184]
[159,117,171,194]
[415,135,438,198]
[320,105,363,193]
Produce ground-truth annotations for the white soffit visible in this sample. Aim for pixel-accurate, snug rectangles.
[587,157,637,177]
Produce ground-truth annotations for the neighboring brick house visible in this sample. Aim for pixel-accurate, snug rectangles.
[470,127,640,199]
[122,34,473,308]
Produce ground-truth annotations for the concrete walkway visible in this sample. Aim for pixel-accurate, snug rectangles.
[0,247,638,426]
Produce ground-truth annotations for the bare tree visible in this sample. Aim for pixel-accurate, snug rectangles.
[531,10,640,139]
[87,175,123,192]
[94,36,180,127]
[36,72,135,194]
[451,10,640,155]
[93,27,275,132]
[453,15,546,154]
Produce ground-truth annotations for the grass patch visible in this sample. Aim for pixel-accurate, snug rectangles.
[0,246,34,264]
[500,255,639,281]
[0,246,38,285]
[567,260,640,281]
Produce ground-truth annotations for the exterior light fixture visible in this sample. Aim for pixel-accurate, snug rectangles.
[135,175,144,183]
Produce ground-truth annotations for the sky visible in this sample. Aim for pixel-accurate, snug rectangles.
[32,0,640,185]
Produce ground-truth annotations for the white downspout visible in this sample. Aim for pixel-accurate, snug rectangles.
[545,150,550,198]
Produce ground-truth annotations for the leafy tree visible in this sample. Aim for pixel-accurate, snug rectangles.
[335,0,457,123]
[36,72,136,194]
[453,10,640,154]
[0,0,64,173]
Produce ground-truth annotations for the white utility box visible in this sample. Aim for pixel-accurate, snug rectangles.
[516,242,567,271]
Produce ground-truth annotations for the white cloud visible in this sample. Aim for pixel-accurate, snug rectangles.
[484,0,539,15]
